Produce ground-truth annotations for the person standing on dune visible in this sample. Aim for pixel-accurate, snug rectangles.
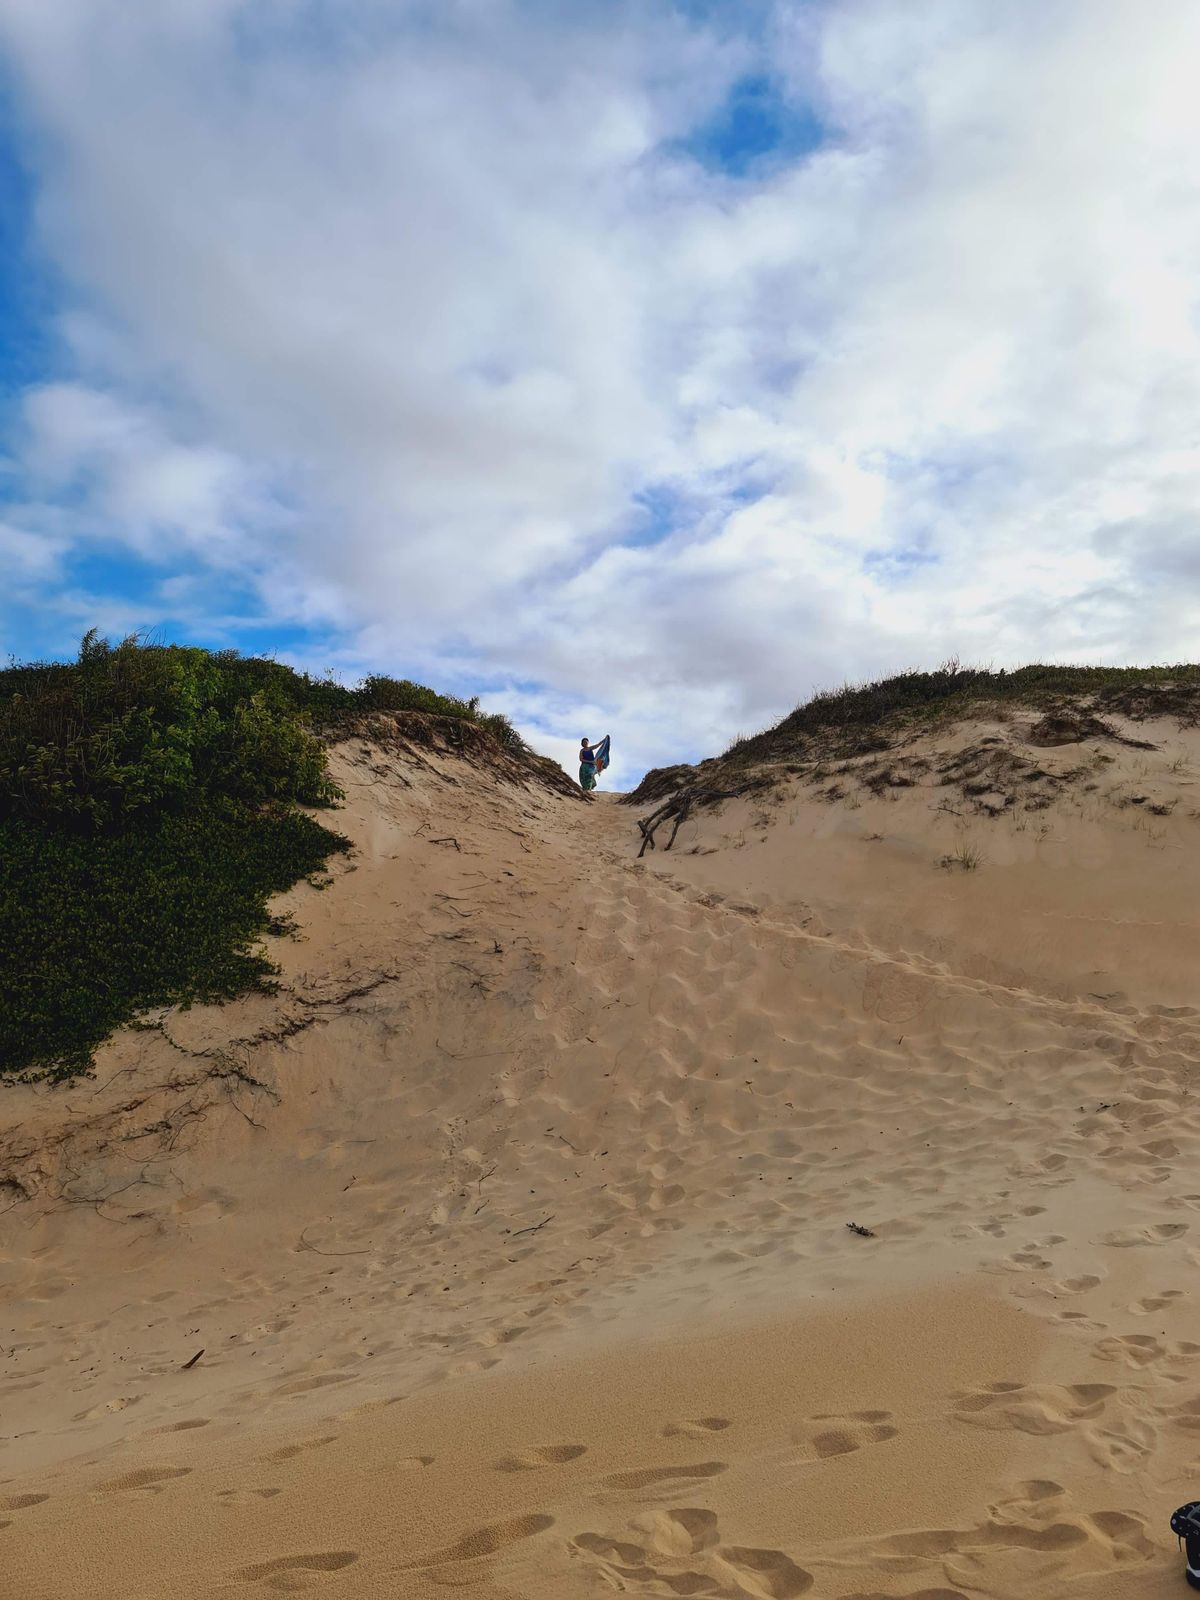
[579,735,610,791]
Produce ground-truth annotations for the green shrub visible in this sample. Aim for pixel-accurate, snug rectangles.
[0,808,348,1079]
[0,632,522,1078]
[0,632,339,830]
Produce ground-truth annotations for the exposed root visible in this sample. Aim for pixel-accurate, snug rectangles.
[636,788,745,857]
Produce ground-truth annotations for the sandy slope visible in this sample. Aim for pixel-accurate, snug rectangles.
[3,711,1200,1598]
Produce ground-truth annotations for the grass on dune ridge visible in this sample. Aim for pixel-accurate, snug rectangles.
[630,660,1200,805]
[725,661,1200,761]
[0,632,529,1080]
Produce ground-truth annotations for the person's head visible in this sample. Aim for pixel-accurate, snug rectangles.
[580,738,590,751]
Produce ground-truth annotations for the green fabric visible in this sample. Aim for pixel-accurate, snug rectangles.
[579,764,597,790]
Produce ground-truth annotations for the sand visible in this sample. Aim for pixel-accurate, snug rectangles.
[2,710,1199,1597]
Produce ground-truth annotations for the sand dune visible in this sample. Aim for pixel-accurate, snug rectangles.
[3,709,1199,1597]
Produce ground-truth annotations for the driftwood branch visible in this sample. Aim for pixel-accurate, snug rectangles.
[636,787,744,858]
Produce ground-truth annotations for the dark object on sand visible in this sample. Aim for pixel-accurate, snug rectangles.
[846,1222,875,1238]
[636,786,744,857]
[1171,1503,1200,1588]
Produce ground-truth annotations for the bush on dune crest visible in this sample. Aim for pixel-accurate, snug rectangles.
[726,661,1200,765]
[0,631,341,829]
[630,661,1200,805]
[0,633,525,1080]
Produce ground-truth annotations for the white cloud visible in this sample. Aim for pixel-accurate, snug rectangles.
[3,0,1200,781]
[0,521,63,578]
[18,383,282,564]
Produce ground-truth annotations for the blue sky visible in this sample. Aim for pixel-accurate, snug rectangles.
[0,76,52,402]
[2,1,1200,785]
[675,72,825,177]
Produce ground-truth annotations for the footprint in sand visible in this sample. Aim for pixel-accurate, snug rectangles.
[399,1514,555,1570]
[1099,1222,1188,1247]
[217,1486,283,1505]
[987,1478,1066,1515]
[1094,1332,1167,1368]
[1094,1331,1199,1369]
[573,1510,810,1599]
[0,1494,49,1511]
[493,1444,586,1471]
[715,1546,813,1598]
[1157,1395,1200,1433]
[1082,1416,1157,1473]
[150,1418,210,1434]
[445,1356,501,1378]
[1086,1510,1157,1560]
[960,1388,1158,1472]
[1054,1310,1105,1333]
[337,1394,405,1422]
[72,1395,142,1422]
[602,1461,727,1491]
[866,1489,1154,1590]
[662,1416,731,1438]
[573,1531,649,1566]
[1129,1289,1183,1314]
[791,1410,898,1459]
[262,1435,336,1463]
[952,1382,1114,1435]
[100,1466,192,1493]
[234,1551,358,1583]
[272,1374,351,1398]
[631,1507,719,1556]
[999,1247,1053,1271]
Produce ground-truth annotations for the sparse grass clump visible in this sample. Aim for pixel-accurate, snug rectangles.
[0,633,524,1079]
[939,840,983,872]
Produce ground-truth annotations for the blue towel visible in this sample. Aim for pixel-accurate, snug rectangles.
[592,735,610,772]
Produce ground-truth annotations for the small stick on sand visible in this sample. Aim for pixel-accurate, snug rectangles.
[510,1214,555,1238]
[846,1222,875,1238]
[181,1348,205,1370]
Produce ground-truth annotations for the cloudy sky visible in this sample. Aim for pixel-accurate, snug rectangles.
[2,1,1199,785]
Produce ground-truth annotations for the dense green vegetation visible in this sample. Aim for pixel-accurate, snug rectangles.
[0,633,526,1079]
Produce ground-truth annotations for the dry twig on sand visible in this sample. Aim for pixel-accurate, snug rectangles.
[635,787,744,858]
[510,1214,555,1238]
